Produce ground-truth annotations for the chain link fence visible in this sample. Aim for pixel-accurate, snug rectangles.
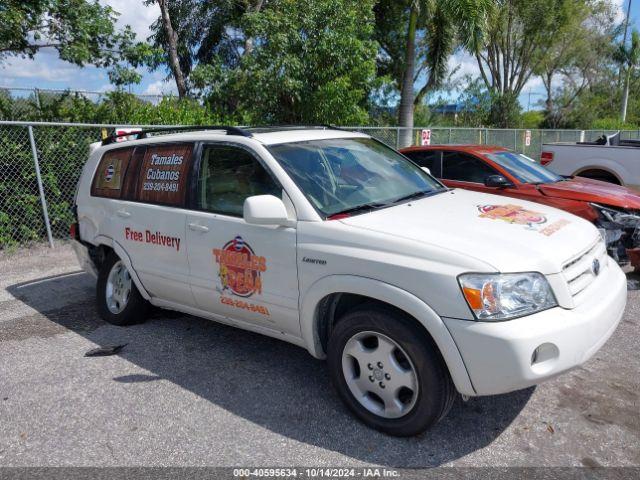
[2,121,640,250]
[0,87,165,121]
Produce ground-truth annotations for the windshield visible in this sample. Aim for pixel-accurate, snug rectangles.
[268,138,445,217]
[486,151,563,184]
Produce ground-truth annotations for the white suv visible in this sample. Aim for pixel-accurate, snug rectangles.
[72,126,627,436]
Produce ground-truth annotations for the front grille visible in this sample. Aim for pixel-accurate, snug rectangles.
[562,238,608,298]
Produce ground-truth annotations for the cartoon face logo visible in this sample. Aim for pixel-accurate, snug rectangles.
[104,164,115,182]
[478,204,547,229]
[213,236,267,297]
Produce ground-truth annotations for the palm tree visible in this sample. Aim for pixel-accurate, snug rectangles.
[617,29,640,123]
[393,0,492,146]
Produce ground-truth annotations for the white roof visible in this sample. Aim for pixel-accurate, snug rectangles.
[251,129,369,145]
[99,128,370,151]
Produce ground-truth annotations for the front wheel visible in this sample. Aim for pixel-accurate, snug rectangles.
[96,252,149,326]
[327,304,456,436]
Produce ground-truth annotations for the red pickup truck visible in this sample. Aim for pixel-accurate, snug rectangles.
[400,145,640,269]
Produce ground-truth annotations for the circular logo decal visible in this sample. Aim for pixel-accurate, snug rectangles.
[216,236,266,297]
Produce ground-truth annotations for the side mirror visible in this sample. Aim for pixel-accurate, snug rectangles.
[484,175,514,188]
[421,166,431,175]
[244,195,292,226]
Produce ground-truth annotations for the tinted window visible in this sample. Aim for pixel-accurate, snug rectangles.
[91,148,133,198]
[441,152,498,183]
[268,138,444,218]
[136,143,193,206]
[404,150,442,177]
[486,151,562,184]
[197,145,281,217]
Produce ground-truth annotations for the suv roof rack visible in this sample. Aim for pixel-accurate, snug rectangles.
[101,125,252,145]
[244,124,344,133]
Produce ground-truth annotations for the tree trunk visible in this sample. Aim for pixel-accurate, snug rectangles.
[158,0,187,98]
[621,67,630,123]
[398,4,418,148]
[243,0,265,56]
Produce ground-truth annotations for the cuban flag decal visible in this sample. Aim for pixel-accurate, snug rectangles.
[233,236,245,251]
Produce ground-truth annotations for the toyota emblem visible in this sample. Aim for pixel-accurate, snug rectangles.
[592,258,600,276]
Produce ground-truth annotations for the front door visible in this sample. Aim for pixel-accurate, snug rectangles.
[186,143,300,337]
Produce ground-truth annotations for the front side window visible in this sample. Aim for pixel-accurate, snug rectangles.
[197,145,281,217]
[441,152,498,183]
[268,137,444,218]
[404,150,443,177]
[486,151,563,184]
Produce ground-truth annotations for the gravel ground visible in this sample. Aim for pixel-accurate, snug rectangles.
[0,244,638,468]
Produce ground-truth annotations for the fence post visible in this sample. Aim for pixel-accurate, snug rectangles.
[28,125,54,248]
[396,127,400,149]
[448,128,452,144]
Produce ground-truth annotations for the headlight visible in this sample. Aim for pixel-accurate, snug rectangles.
[590,203,640,229]
[458,273,557,321]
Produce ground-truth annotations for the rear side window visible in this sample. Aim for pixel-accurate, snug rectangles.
[404,150,442,177]
[196,144,281,217]
[136,143,194,206]
[91,148,133,198]
[441,152,498,183]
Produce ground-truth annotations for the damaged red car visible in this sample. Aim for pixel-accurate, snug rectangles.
[400,145,640,269]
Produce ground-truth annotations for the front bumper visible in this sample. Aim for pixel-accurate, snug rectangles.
[443,259,627,396]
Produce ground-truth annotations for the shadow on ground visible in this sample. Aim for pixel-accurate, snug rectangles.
[6,271,534,467]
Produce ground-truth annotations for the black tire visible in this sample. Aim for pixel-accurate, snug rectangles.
[327,304,456,436]
[96,252,149,326]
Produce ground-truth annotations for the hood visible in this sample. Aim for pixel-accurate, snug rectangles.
[538,177,640,210]
[339,188,600,274]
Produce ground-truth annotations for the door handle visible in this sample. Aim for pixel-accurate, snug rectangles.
[188,222,209,232]
[116,209,131,218]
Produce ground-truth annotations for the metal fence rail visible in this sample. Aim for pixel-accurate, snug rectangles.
[2,121,640,249]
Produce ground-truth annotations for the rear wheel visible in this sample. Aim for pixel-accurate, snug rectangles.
[577,170,621,185]
[96,252,149,326]
[327,304,456,436]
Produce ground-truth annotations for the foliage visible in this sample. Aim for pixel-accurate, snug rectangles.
[0,0,155,85]
[189,0,378,125]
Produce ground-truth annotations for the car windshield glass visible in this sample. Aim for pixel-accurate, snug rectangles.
[486,151,563,184]
[268,138,445,217]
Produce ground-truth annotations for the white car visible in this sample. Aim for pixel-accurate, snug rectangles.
[72,126,627,436]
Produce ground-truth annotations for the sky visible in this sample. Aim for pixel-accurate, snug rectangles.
[0,0,638,110]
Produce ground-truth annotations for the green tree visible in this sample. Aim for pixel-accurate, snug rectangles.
[0,0,153,88]
[534,0,617,127]
[375,0,491,146]
[1,1,144,64]
[473,0,580,127]
[145,0,265,98]
[616,29,640,123]
[191,0,378,125]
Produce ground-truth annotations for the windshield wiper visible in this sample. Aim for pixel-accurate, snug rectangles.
[389,188,445,205]
[327,202,388,219]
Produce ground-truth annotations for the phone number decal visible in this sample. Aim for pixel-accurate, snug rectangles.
[221,296,270,316]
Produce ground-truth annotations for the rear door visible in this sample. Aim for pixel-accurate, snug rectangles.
[109,142,195,306]
[185,143,300,336]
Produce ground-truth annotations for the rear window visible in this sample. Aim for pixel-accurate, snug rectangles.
[135,143,194,206]
[91,148,133,198]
